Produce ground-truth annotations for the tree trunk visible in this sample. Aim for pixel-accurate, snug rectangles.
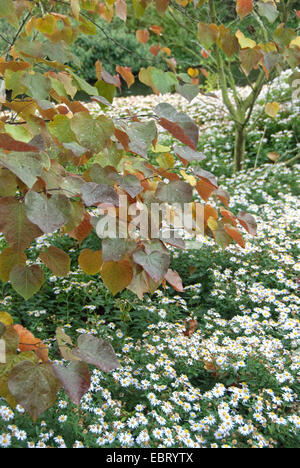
[233,125,246,173]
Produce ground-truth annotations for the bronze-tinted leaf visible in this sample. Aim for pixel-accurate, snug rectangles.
[0,198,42,254]
[73,334,121,372]
[101,260,133,295]
[165,269,184,292]
[39,246,71,277]
[52,361,90,405]
[8,361,61,421]
[25,192,71,234]
[78,249,103,275]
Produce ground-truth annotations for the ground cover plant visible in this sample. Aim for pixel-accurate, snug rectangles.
[0,0,299,449]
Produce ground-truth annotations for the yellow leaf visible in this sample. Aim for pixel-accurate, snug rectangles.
[71,0,81,20]
[207,216,218,232]
[187,68,199,78]
[78,249,103,275]
[35,14,57,35]
[180,170,197,187]
[101,260,133,296]
[0,312,13,326]
[265,102,280,118]
[236,30,256,49]
[290,37,300,48]
[156,152,175,170]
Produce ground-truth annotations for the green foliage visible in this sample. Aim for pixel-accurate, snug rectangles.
[70,22,154,82]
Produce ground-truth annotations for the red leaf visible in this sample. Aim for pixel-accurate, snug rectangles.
[150,45,161,56]
[155,0,169,14]
[165,269,184,292]
[0,134,39,152]
[68,212,92,245]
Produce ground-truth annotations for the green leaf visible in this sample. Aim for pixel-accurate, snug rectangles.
[133,248,170,282]
[15,39,77,65]
[0,0,18,28]
[0,152,46,188]
[0,168,18,197]
[73,334,121,372]
[64,201,85,232]
[8,361,61,420]
[52,361,90,405]
[48,115,77,143]
[133,0,147,17]
[174,145,206,163]
[102,239,136,262]
[23,73,51,101]
[0,352,37,409]
[70,113,114,153]
[95,80,116,104]
[25,192,71,233]
[139,67,177,94]
[70,71,98,95]
[127,120,157,151]
[155,180,193,203]
[257,1,279,22]
[56,328,81,362]
[1,326,19,354]
[9,265,45,300]
[175,83,199,102]
[111,174,143,198]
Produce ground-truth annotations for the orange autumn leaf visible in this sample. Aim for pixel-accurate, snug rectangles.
[136,29,149,44]
[236,0,253,19]
[150,25,162,35]
[204,204,218,225]
[116,66,135,88]
[68,212,92,245]
[220,207,237,226]
[150,45,161,56]
[196,179,215,202]
[224,224,246,248]
[13,324,49,362]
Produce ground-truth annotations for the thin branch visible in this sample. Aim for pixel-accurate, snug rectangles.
[5,11,32,59]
